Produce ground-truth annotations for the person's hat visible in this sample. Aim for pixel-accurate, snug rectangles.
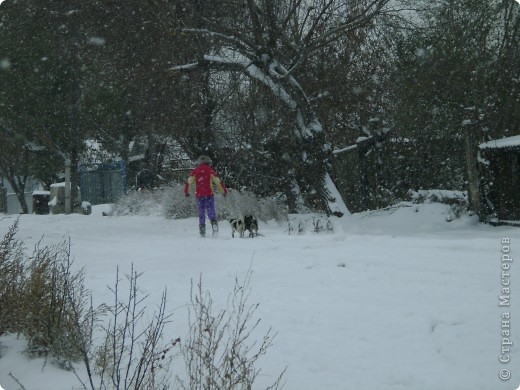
[197,155,212,165]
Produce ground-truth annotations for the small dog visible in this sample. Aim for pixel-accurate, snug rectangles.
[244,215,258,238]
[230,215,258,238]
[230,217,245,238]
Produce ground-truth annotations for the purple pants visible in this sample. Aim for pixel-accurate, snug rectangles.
[196,196,216,226]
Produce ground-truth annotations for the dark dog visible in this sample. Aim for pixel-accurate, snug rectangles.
[230,217,245,238]
[230,215,258,238]
[244,215,258,237]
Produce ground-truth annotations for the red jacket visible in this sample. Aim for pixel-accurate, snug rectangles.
[184,164,227,197]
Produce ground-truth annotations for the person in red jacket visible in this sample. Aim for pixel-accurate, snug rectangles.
[184,155,228,236]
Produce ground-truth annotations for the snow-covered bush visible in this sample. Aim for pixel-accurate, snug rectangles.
[409,189,468,221]
[111,183,288,222]
[408,189,467,205]
[110,184,195,218]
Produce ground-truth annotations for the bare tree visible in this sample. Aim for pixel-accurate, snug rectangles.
[169,0,391,215]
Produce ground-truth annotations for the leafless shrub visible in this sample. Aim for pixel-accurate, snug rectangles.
[81,265,177,390]
[0,218,25,335]
[179,270,286,390]
[2,221,285,390]
[23,239,98,365]
[1,220,99,369]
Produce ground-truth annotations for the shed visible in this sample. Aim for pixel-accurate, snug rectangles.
[479,135,520,225]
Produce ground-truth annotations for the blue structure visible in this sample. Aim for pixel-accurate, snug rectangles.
[80,161,127,205]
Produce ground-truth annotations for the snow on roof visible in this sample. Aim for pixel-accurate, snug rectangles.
[128,154,145,162]
[479,135,520,150]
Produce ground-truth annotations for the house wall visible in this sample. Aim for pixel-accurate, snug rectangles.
[0,177,40,214]
[495,152,520,221]
[479,148,520,223]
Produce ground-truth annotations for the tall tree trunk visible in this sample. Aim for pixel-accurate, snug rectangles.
[464,123,482,218]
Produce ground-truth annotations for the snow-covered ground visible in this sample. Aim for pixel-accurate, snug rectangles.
[0,203,519,390]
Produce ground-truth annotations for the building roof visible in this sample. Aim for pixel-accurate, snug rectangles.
[479,135,520,150]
